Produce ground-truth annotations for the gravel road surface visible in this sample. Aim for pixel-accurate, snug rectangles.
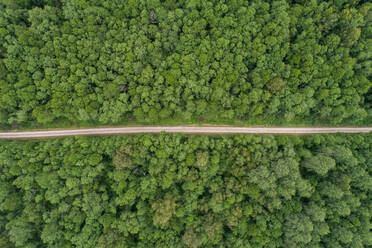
[0,126,371,139]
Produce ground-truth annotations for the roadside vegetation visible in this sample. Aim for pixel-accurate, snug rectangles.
[0,0,371,128]
[0,133,371,247]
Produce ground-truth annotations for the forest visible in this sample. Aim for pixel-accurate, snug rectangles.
[0,0,371,127]
[1,1,372,247]
[0,133,371,247]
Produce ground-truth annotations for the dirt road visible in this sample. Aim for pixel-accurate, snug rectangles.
[0,126,371,139]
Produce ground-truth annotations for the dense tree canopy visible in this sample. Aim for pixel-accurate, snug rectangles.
[0,133,371,247]
[0,0,371,127]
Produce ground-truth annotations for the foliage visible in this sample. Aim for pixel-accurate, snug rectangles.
[0,0,371,128]
[0,133,371,247]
